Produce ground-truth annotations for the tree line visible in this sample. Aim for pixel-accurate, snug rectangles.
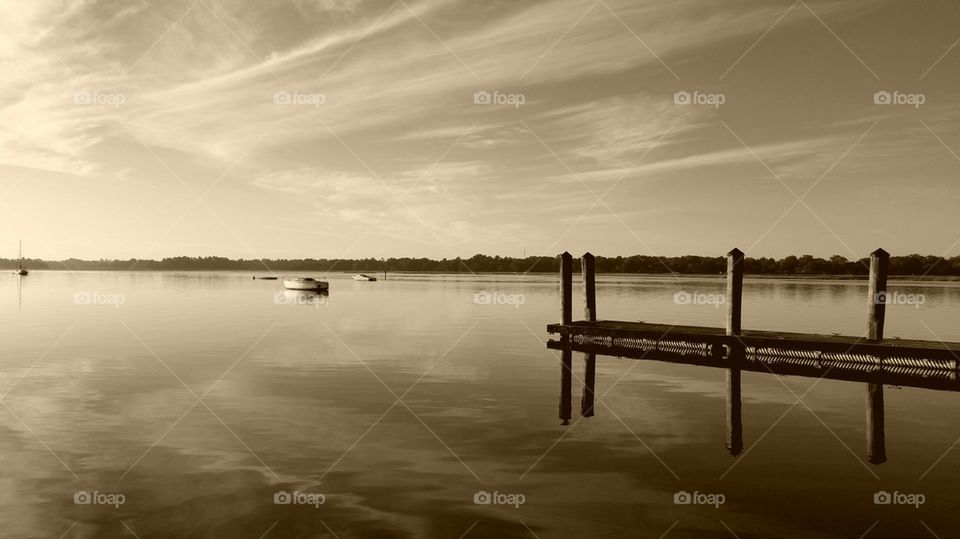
[3,253,960,276]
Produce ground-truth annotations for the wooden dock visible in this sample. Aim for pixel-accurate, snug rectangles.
[547,249,960,463]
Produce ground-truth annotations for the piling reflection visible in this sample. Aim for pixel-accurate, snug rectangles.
[866,382,886,464]
[559,344,572,426]
[726,367,743,456]
[550,338,960,464]
[581,353,596,418]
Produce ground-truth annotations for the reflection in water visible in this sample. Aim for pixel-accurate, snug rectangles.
[559,340,597,424]
[554,343,960,464]
[867,382,886,464]
[559,344,572,425]
[5,273,960,537]
[726,367,743,456]
[278,289,329,307]
[581,353,596,418]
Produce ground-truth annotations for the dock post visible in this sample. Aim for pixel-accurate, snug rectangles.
[866,248,889,464]
[726,248,744,336]
[582,253,596,322]
[725,248,744,456]
[560,252,573,325]
[867,249,889,341]
[581,253,596,417]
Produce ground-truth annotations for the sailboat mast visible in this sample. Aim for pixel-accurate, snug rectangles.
[18,240,22,270]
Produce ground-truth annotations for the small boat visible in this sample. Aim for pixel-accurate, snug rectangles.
[283,277,329,291]
[254,276,279,280]
[15,240,27,276]
[352,274,377,281]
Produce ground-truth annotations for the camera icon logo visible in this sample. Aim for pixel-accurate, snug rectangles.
[273,91,291,105]
[73,91,92,105]
[873,490,891,504]
[74,491,91,504]
[473,291,492,305]
[673,491,692,504]
[74,291,92,305]
[873,91,891,105]
[873,291,888,305]
[474,91,492,105]
[673,91,691,105]
[274,491,292,504]
[473,490,492,504]
[673,291,692,305]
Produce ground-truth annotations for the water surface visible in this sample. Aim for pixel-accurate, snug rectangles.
[2,272,959,538]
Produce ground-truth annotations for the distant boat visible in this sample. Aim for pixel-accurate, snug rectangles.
[283,277,329,291]
[352,274,377,281]
[15,240,27,276]
[254,276,279,280]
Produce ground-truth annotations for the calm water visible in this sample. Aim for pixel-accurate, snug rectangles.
[2,272,960,538]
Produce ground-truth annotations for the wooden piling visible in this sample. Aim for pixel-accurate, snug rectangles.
[582,253,596,322]
[725,248,744,455]
[866,248,889,464]
[867,249,889,341]
[726,248,744,337]
[560,252,573,325]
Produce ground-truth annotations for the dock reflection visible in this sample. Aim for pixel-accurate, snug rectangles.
[550,339,960,464]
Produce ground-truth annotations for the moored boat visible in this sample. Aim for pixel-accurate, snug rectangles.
[15,240,27,276]
[352,274,377,281]
[283,277,329,290]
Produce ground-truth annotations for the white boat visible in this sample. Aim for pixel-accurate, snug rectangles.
[15,240,27,276]
[283,277,329,291]
[352,274,377,281]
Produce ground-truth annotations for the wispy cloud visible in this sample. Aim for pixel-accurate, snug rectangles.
[3,0,957,258]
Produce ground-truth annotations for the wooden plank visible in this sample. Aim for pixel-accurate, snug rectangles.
[547,321,960,354]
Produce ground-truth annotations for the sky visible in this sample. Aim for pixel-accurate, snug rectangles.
[1,0,959,261]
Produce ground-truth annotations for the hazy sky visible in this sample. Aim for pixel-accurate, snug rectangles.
[2,0,959,260]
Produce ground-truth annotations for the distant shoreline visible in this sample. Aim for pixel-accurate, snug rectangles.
[6,267,959,282]
[4,252,959,279]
